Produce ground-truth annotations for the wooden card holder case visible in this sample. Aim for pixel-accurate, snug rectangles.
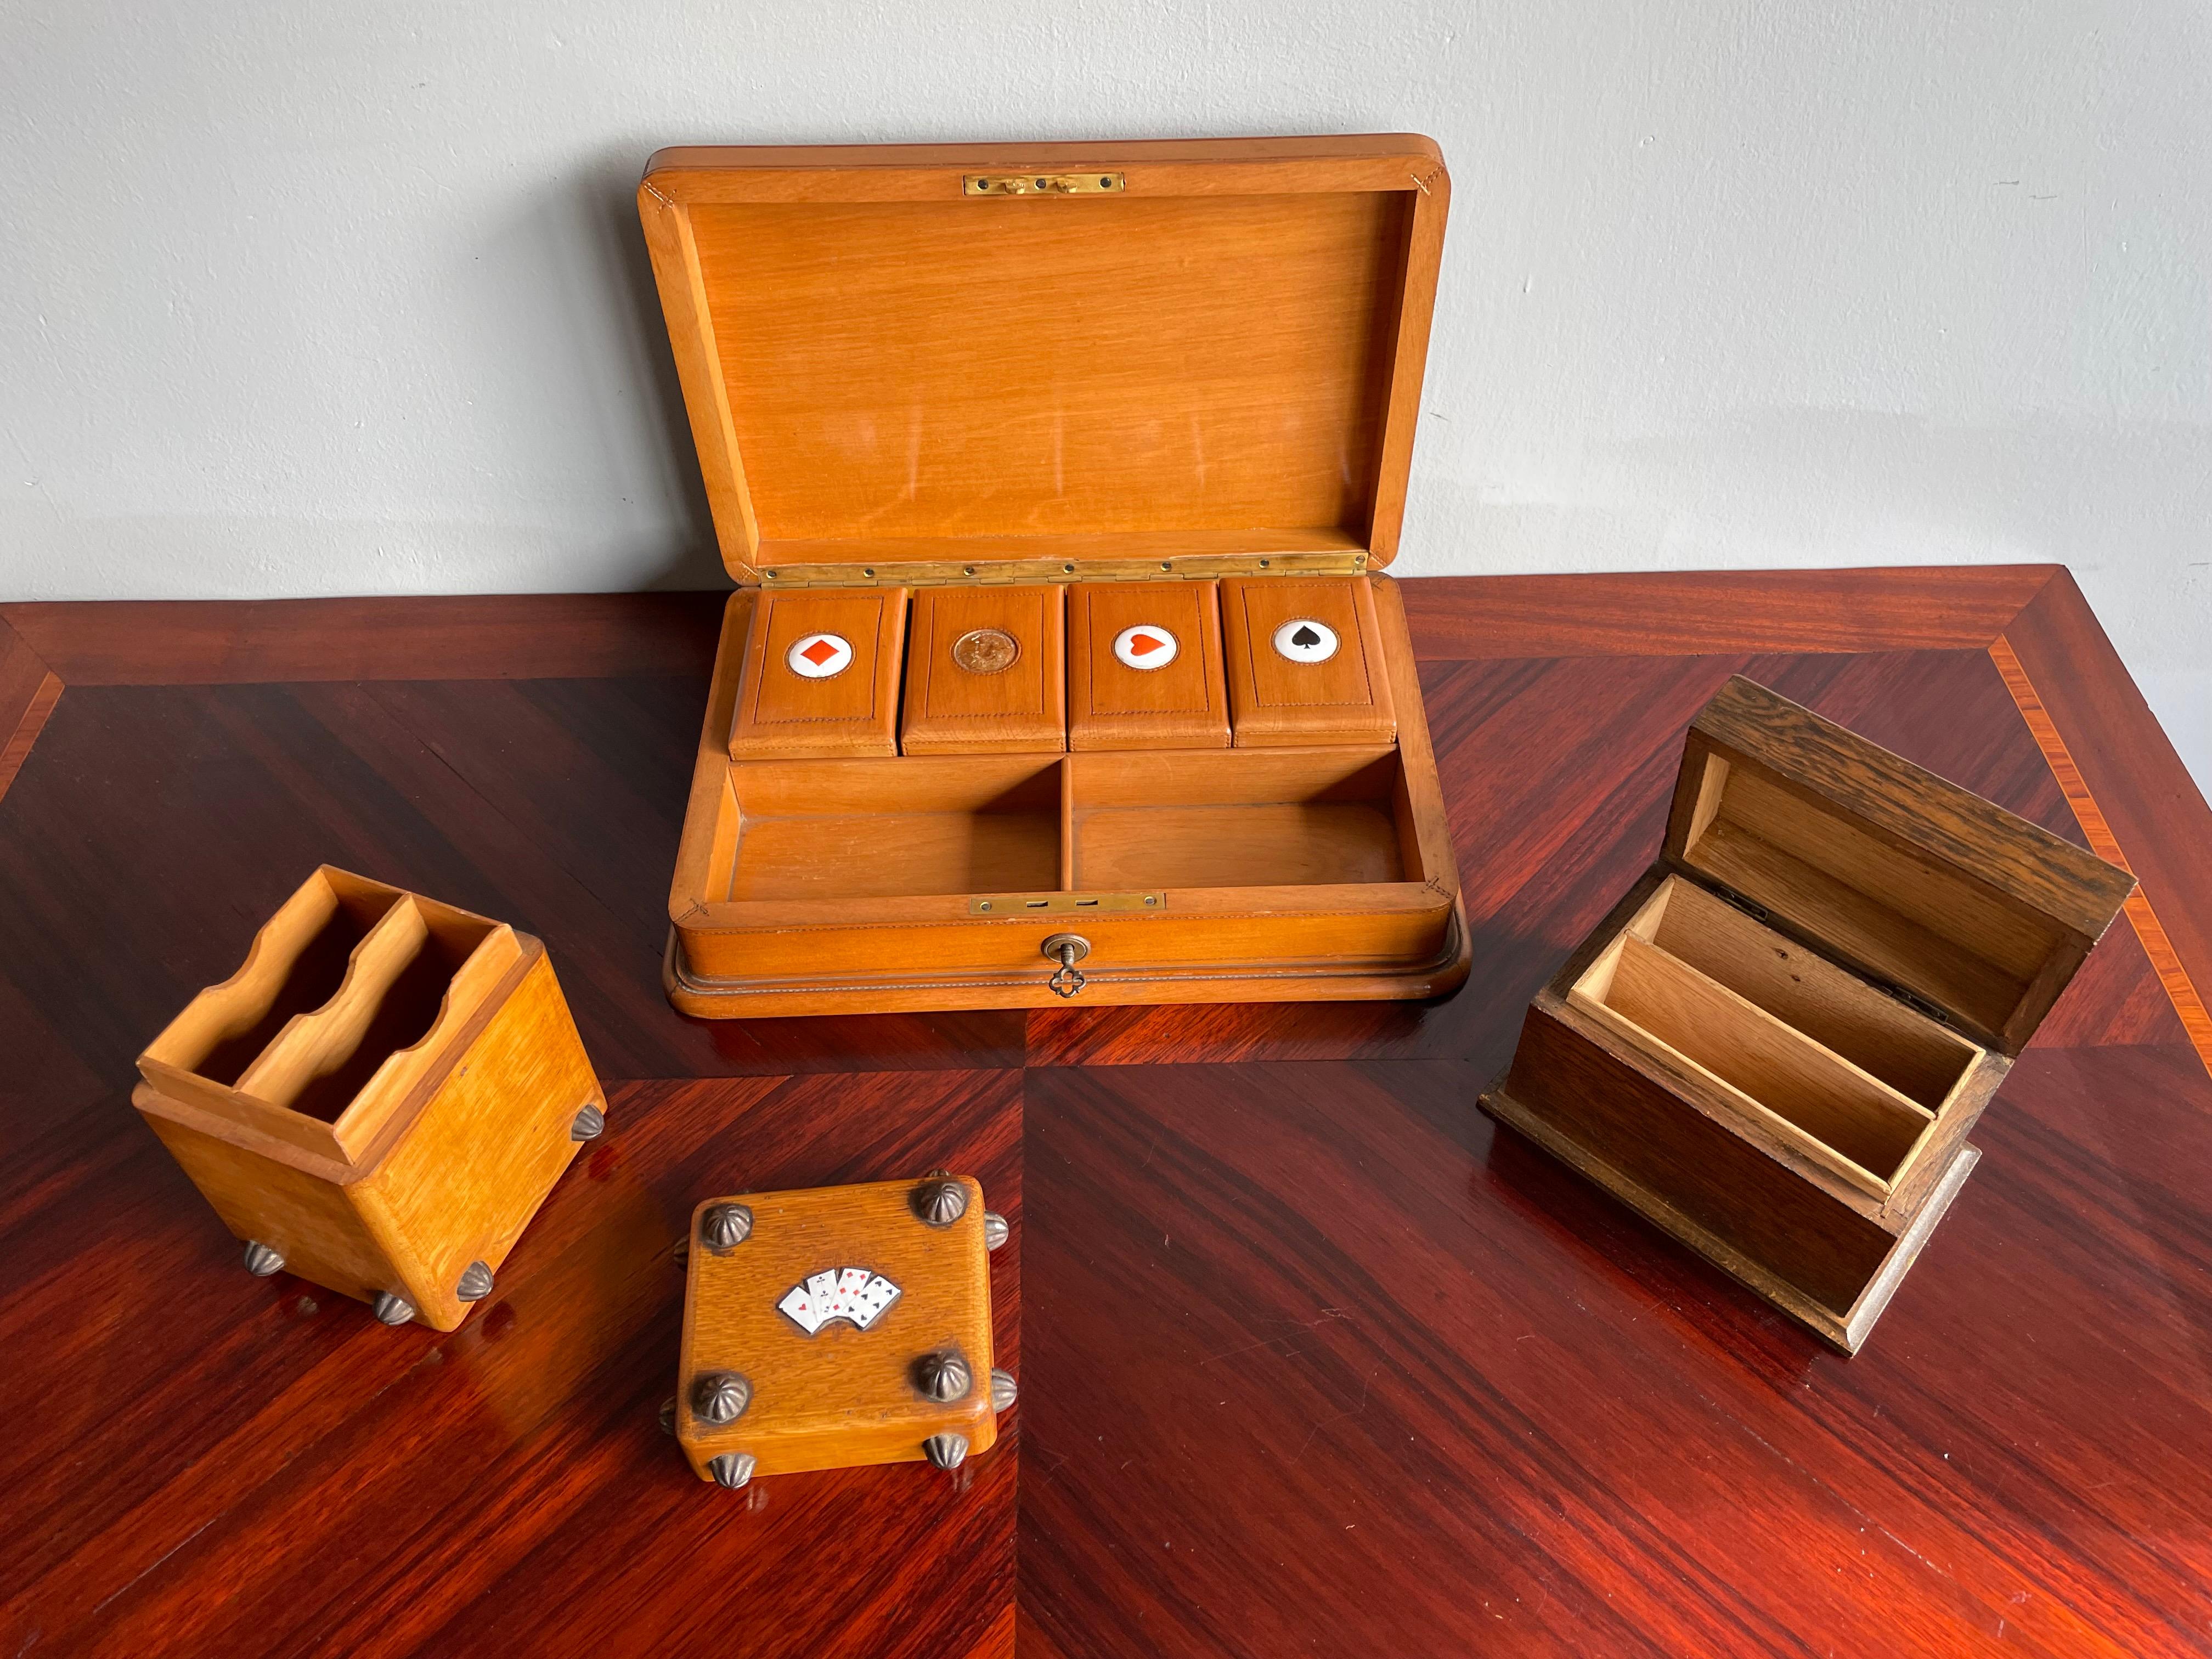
[133,867,608,1330]
[639,136,1468,1017]
[1480,677,2136,1353]
[675,1175,1012,1489]
[1066,579,1230,751]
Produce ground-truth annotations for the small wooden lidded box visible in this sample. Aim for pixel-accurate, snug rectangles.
[133,867,607,1331]
[901,584,1068,754]
[1480,678,2136,1353]
[1067,579,1229,751]
[640,135,1466,1017]
[1218,574,1396,748]
[675,1176,1012,1489]
[727,586,910,759]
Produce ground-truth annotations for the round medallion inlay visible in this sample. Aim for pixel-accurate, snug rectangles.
[952,628,1021,675]
[786,632,854,679]
[1111,624,1180,670]
[1271,617,1340,664]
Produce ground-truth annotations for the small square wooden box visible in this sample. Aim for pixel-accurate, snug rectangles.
[132,867,608,1331]
[675,1176,1011,1488]
[1480,677,2136,1353]
[638,136,1468,1017]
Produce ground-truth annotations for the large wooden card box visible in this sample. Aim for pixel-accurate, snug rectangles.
[132,867,608,1331]
[639,136,1468,1017]
[1481,678,2136,1353]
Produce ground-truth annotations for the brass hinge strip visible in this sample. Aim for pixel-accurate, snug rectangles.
[1703,877,1954,1029]
[759,551,1368,589]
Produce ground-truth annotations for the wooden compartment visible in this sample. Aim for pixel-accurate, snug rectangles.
[1069,748,1412,891]
[641,137,1468,1017]
[721,755,1063,902]
[1481,676,2136,1353]
[1629,875,1977,1111]
[133,867,607,1331]
[1571,927,1938,1199]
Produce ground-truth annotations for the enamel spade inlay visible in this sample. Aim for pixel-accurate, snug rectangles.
[1271,617,1339,664]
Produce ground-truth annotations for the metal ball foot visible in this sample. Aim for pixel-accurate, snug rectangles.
[699,1202,754,1252]
[990,1369,1018,1412]
[911,1177,968,1228]
[922,1433,969,1471]
[571,1102,605,1142]
[455,1260,494,1301]
[708,1452,756,1489]
[371,1291,416,1326]
[912,1350,973,1402]
[691,1371,752,1426]
[242,1240,285,1277]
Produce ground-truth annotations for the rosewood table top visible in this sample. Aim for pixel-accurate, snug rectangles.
[2,567,2208,1658]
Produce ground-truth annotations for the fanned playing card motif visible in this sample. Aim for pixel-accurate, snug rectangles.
[777,1267,902,1335]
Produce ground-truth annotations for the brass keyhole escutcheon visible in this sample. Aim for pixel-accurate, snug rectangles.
[1041,933,1090,997]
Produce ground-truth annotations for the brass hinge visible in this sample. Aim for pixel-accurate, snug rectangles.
[1709,883,1771,925]
[1701,876,1955,1030]
[964,172,1125,196]
[760,551,1368,589]
[969,891,1161,916]
[1874,979,1953,1027]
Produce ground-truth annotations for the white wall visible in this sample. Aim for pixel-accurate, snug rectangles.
[3,2,2206,785]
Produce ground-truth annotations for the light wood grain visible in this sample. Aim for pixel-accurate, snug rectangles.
[131,870,606,1332]
[729,587,908,758]
[901,586,1066,754]
[666,581,1464,1014]
[1066,580,1229,751]
[351,951,605,1330]
[678,1179,997,1479]
[637,137,1447,580]
[1572,935,1936,1197]
[725,757,1063,901]
[1220,575,1396,747]
[1632,876,1980,1111]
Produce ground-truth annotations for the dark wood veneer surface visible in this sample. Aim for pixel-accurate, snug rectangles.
[2,568,2208,1657]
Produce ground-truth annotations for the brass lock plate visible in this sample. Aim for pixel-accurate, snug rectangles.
[969,891,1161,916]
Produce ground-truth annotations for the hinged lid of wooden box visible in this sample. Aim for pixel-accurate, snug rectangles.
[1661,676,2135,1053]
[637,136,1449,586]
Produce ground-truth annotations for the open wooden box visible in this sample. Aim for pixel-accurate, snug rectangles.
[639,136,1466,1016]
[132,868,607,1330]
[1480,677,2136,1352]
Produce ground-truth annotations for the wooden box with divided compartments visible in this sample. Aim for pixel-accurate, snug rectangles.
[639,134,1469,1017]
[1479,677,2137,1353]
[131,867,608,1331]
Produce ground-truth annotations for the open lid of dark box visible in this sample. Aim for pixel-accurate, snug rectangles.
[1660,676,2136,1054]
[636,136,1449,587]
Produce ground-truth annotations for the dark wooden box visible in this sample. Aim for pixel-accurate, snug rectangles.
[1480,676,2136,1352]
